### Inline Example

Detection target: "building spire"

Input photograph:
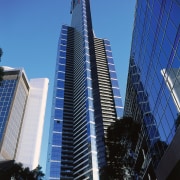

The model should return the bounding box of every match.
[70,0,81,14]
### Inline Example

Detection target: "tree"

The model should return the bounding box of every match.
[0,48,3,61]
[175,113,180,132]
[0,66,4,82]
[104,117,140,179]
[0,48,4,83]
[0,160,45,180]
[31,165,45,179]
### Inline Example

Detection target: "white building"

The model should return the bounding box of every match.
[0,67,49,170]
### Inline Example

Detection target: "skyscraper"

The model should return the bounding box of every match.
[124,0,180,179]
[0,67,49,170]
[46,0,123,179]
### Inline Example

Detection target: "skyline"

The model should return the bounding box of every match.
[0,0,136,172]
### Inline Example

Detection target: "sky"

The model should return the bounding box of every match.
[0,0,136,173]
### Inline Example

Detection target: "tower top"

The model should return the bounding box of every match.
[70,0,81,14]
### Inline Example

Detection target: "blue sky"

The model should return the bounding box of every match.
[0,0,136,173]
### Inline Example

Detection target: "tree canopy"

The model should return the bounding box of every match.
[103,117,140,179]
[0,66,4,82]
[0,161,45,180]
[0,48,3,61]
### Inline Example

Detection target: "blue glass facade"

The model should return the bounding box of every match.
[124,0,180,178]
[0,79,17,141]
[0,69,30,161]
[104,39,123,118]
[46,0,123,179]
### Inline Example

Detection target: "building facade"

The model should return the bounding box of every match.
[0,67,49,170]
[46,0,123,179]
[15,78,49,170]
[124,0,180,179]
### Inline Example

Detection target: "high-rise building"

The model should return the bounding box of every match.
[0,67,49,170]
[124,0,180,179]
[46,0,123,179]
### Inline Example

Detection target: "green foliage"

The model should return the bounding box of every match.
[104,117,140,179]
[0,161,45,180]
[175,113,180,131]
[0,48,3,62]
[0,66,4,82]
[0,48,2,56]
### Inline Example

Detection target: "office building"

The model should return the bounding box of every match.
[124,0,180,179]
[46,0,123,179]
[0,67,49,170]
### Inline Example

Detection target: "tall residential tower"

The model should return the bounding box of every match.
[46,0,123,179]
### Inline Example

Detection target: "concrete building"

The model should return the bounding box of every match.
[0,67,49,170]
